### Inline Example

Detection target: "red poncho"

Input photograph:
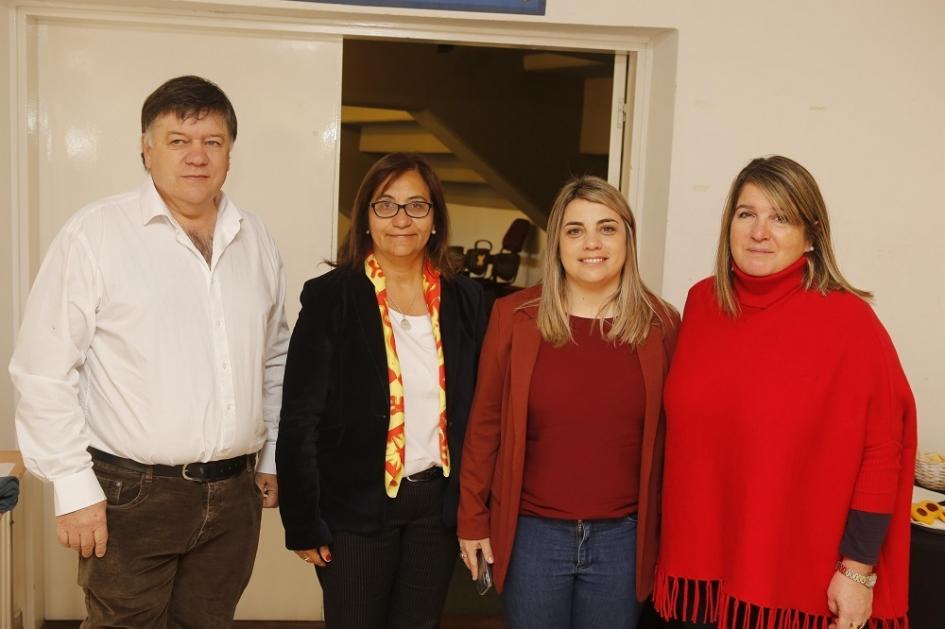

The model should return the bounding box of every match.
[655,257,916,629]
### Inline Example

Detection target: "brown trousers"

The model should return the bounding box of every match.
[78,457,263,628]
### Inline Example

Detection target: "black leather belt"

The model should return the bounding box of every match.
[89,447,251,482]
[404,467,444,483]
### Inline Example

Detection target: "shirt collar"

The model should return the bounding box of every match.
[139,176,243,228]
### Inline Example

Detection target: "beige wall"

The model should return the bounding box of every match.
[541,0,945,452]
[1,2,15,451]
[442,0,945,460]
[6,8,341,622]
[3,0,945,624]
[603,1,945,453]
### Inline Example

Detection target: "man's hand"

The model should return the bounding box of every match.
[56,501,108,558]
[255,472,278,508]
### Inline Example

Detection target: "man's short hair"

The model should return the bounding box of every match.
[141,75,238,141]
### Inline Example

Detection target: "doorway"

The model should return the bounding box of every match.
[338,39,630,289]
[336,39,629,619]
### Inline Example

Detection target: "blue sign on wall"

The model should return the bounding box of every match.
[295,0,546,16]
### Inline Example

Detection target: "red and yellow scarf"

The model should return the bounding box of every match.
[365,253,449,497]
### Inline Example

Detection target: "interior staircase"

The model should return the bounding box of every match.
[339,40,614,229]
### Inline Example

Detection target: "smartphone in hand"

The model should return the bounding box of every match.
[475,549,493,595]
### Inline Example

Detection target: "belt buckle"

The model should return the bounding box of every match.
[405,467,438,482]
[181,463,200,482]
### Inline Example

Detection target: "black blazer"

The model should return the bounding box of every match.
[276,266,488,550]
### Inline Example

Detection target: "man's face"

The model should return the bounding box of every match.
[141,112,231,217]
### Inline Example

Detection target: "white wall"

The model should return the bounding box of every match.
[0,2,15,451]
[4,1,942,458]
[591,0,945,452]
[7,9,341,622]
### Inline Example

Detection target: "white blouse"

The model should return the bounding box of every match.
[388,308,443,476]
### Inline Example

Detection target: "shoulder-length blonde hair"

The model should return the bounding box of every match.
[535,176,672,347]
[714,155,871,316]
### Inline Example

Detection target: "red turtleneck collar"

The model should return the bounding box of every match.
[732,254,808,310]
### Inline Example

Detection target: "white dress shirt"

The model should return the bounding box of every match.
[9,178,289,516]
[388,309,442,476]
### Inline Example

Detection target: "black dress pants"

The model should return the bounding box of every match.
[316,475,457,629]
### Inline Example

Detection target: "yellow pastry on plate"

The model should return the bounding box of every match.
[911,503,937,525]
[919,500,944,522]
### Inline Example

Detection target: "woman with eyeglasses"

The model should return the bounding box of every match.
[277,153,488,628]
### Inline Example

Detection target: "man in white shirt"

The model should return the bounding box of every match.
[9,75,289,627]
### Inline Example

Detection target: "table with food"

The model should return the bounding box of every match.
[910,451,945,628]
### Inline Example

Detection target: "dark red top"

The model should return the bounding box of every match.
[520,316,645,520]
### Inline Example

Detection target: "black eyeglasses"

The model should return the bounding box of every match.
[370,200,434,219]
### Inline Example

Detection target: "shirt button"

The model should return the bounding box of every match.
[222,361,229,370]
[215,320,223,328]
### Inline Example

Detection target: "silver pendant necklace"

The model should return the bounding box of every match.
[387,286,421,331]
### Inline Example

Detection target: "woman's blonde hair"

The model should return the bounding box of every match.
[535,176,672,346]
[714,155,871,316]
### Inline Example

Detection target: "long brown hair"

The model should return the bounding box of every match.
[335,152,454,275]
[714,155,871,316]
[536,176,673,346]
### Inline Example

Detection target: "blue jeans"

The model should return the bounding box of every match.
[502,514,639,629]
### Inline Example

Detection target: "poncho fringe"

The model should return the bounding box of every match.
[654,569,908,629]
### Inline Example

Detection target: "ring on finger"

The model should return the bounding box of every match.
[460,552,468,559]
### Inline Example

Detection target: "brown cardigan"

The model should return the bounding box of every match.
[457,285,679,600]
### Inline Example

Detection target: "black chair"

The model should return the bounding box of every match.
[464,239,493,277]
[485,218,531,284]
[455,218,533,312]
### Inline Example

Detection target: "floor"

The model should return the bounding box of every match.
[39,553,513,628]
[41,606,673,628]
[43,620,505,628]
[40,561,666,629]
